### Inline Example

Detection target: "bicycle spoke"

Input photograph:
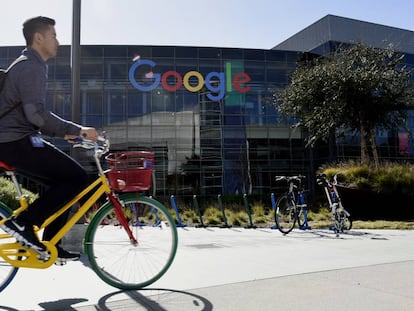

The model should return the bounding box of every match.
[0,206,19,293]
[84,194,178,290]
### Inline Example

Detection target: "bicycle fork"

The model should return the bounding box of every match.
[107,193,138,245]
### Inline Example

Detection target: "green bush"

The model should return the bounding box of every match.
[319,161,414,195]
[228,211,248,226]
[203,207,223,225]
[0,177,38,209]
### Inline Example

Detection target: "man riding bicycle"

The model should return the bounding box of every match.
[0,16,97,261]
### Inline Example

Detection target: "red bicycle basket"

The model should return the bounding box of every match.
[105,151,154,192]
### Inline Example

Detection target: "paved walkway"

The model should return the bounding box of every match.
[1,228,413,310]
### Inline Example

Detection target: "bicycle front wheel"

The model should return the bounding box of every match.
[275,195,297,234]
[84,193,178,290]
[0,203,19,293]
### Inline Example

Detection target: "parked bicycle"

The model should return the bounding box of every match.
[274,175,311,234]
[0,134,178,292]
[316,173,352,236]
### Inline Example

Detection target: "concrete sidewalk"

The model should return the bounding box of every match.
[75,260,414,311]
[1,228,413,310]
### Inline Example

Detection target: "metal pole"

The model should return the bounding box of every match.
[71,0,81,123]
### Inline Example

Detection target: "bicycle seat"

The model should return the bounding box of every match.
[0,161,15,171]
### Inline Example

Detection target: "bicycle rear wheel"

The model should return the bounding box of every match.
[0,203,19,293]
[84,193,178,290]
[275,195,297,234]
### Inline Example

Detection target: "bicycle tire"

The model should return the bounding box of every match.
[297,209,306,228]
[333,208,352,234]
[0,203,19,293]
[343,215,352,231]
[275,195,297,234]
[84,193,178,290]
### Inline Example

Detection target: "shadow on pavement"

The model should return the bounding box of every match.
[0,288,213,311]
[39,298,89,310]
[93,288,213,311]
[277,228,389,240]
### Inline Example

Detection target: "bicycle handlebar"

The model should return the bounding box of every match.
[72,133,110,158]
[316,173,340,187]
[275,175,306,182]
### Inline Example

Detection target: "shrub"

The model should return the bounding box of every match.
[181,209,199,224]
[319,161,414,195]
[203,207,223,225]
[228,211,248,226]
[0,177,38,209]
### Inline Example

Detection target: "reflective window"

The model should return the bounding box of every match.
[152,46,174,58]
[127,92,148,117]
[199,59,221,76]
[107,91,125,116]
[199,47,221,59]
[80,62,103,79]
[221,48,243,59]
[81,46,103,58]
[245,60,265,81]
[53,64,71,80]
[57,46,71,58]
[104,46,127,58]
[128,46,152,59]
[105,60,127,80]
[175,46,198,58]
[84,92,103,114]
[245,49,265,60]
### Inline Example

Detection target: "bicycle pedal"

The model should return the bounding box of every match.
[37,251,51,262]
[54,258,67,266]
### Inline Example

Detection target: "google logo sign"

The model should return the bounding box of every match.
[129,59,251,101]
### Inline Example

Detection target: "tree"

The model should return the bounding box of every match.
[275,43,414,167]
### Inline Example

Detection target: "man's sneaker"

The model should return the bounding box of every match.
[55,246,80,265]
[1,217,47,253]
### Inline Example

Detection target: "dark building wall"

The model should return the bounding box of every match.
[0,45,308,198]
[274,14,414,55]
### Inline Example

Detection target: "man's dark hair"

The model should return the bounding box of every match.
[23,16,56,46]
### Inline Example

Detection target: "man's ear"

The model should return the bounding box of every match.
[33,32,43,45]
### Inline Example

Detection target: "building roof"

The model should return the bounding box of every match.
[273,14,414,55]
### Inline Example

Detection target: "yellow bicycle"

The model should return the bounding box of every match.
[0,135,178,292]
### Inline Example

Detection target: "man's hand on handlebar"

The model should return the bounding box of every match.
[80,127,98,141]
[65,127,98,143]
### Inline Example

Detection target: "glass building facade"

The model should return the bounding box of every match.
[2,15,414,199]
[0,45,312,198]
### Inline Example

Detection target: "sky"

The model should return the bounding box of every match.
[1,0,414,49]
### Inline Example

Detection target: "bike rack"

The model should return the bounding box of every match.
[298,192,311,230]
[270,193,278,229]
[193,195,207,228]
[299,208,311,230]
[217,194,231,228]
[130,197,161,227]
[149,196,162,227]
[243,194,256,229]
[170,195,186,227]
